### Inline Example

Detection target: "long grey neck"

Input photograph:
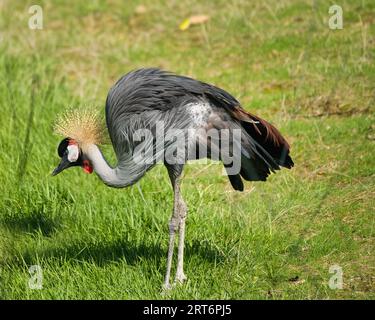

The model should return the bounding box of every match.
[85,144,139,188]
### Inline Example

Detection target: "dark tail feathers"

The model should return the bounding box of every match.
[225,106,294,190]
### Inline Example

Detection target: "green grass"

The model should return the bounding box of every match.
[0,0,374,299]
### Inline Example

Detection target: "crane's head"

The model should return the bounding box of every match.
[52,138,93,176]
[52,108,105,176]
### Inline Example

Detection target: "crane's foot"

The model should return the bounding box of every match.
[162,281,174,292]
[161,273,187,294]
[161,282,175,296]
[174,272,187,284]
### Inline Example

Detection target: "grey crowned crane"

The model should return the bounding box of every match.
[52,68,294,289]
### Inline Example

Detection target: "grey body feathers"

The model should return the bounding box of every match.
[105,68,293,190]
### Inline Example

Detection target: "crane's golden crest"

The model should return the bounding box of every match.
[53,108,106,149]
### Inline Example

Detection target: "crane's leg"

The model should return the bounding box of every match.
[175,185,187,284]
[163,165,187,289]
[163,190,179,290]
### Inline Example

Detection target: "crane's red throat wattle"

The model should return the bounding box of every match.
[83,160,93,174]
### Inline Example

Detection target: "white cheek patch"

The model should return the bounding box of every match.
[67,144,79,162]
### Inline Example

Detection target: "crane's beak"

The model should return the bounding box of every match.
[52,155,70,176]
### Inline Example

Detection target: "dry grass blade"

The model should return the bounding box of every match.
[179,14,210,31]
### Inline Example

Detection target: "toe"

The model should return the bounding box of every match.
[175,273,187,284]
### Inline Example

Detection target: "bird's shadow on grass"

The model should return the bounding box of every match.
[2,209,226,269]
[35,240,165,267]
[18,237,225,269]
[0,211,61,237]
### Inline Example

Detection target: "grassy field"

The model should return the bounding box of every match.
[0,0,374,299]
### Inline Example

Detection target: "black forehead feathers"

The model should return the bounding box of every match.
[57,138,70,157]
